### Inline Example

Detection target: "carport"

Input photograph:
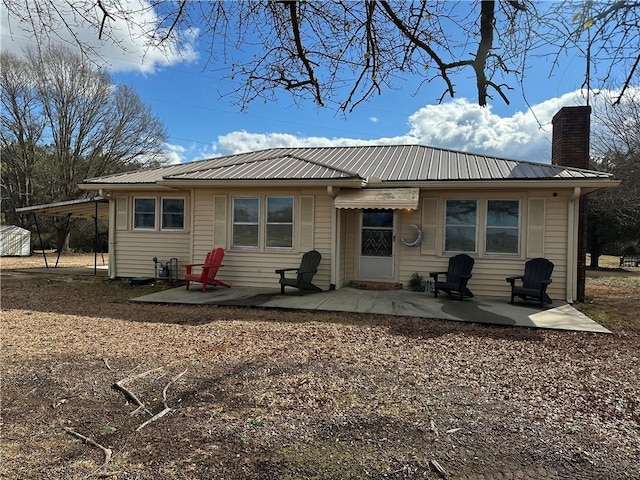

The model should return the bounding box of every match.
[16,196,109,275]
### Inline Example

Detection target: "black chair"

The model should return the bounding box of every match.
[429,254,475,301]
[275,250,323,294]
[506,258,554,308]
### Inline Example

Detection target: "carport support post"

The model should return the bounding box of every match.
[93,200,98,276]
[33,213,49,269]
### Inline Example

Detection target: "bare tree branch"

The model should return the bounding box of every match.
[286,1,323,105]
[96,0,114,40]
[2,1,636,112]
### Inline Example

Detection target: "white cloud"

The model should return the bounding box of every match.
[199,90,599,162]
[0,0,198,73]
[163,143,188,165]
[370,116,379,123]
[208,131,417,158]
[406,92,590,161]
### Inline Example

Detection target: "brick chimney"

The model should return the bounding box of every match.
[552,106,591,302]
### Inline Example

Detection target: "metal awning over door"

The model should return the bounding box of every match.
[334,188,419,210]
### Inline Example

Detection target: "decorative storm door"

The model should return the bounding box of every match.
[358,209,395,279]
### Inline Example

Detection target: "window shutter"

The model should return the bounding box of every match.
[213,195,227,248]
[299,196,315,251]
[116,197,128,231]
[527,198,546,258]
[420,197,438,255]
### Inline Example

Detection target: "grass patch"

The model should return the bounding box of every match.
[579,274,640,331]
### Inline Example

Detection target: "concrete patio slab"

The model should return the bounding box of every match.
[131,286,611,334]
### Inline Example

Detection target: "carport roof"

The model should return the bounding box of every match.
[16,197,109,219]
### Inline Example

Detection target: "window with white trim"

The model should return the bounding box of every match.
[266,197,294,248]
[444,199,477,252]
[485,199,520,254]
[232,197,260,248]
[161,198,185,230]
[133,198,156,229]
[232,196,295,249]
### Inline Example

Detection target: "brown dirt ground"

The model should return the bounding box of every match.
[1,254,639,480]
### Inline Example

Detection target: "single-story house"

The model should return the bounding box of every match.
[78,107,619,303]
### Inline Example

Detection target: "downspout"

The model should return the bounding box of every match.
[327,186,340,290]
[567,187,581,303]
[189,188,195,270]
[108,198,116,279]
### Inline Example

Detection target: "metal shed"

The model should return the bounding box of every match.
[0,225,31,256]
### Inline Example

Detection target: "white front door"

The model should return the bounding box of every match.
[358,209,395,279]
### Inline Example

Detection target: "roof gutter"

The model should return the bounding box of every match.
[79,183,181,192]
[369,179,619,190]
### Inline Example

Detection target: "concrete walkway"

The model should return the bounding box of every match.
[131,285,611,334]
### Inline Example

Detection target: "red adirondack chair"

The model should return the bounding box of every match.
[184,248,230,291]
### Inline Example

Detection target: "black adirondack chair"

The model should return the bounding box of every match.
[275,250,323,294]
[506,257,554,308]
[429,254,475,301]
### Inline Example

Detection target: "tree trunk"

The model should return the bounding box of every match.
[55,221,71,253]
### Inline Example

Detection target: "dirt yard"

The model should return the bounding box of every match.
[1,254,639,479]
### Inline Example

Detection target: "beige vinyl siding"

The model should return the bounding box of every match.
[115,196,128,231]
[113,231,191,278]
[109,185,574,300]
[392,189,570,299]
[336,209,348,288]
[526,198,546,257]
[111,191,191,278]
[299,196,315,251]
[193,188,216,262]
[213,195,227,248]
[343,209,357,284]
[189,187,331,290]
[397,207,425,286]
[420,197,438,255]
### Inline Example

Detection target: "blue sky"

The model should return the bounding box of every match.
[1,1,630,164]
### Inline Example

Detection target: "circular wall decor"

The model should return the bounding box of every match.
[401,223,424,247]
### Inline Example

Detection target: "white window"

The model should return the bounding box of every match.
[232,197,260,248]
[485,200,520,254]
[162,198,185,230]
[133,198,156,229]
[266,197,294,248]
[232,196,295,249]
[444,199,477,252]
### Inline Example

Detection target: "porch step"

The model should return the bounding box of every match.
[349,281,403,291]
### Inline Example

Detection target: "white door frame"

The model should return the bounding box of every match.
[357,209,396,280]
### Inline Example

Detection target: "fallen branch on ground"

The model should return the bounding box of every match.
[430,419,439,437]
[63,427,112,465]
[113,380,152,416]
[52,395,77,409]
[430,458,447,478]
[102,357,112,371]
[112,367,165,416]
[136,369,187,431]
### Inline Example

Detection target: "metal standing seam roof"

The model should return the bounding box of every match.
[15,196,109,219]
[165,155,361,181]
[80,145,613,186]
